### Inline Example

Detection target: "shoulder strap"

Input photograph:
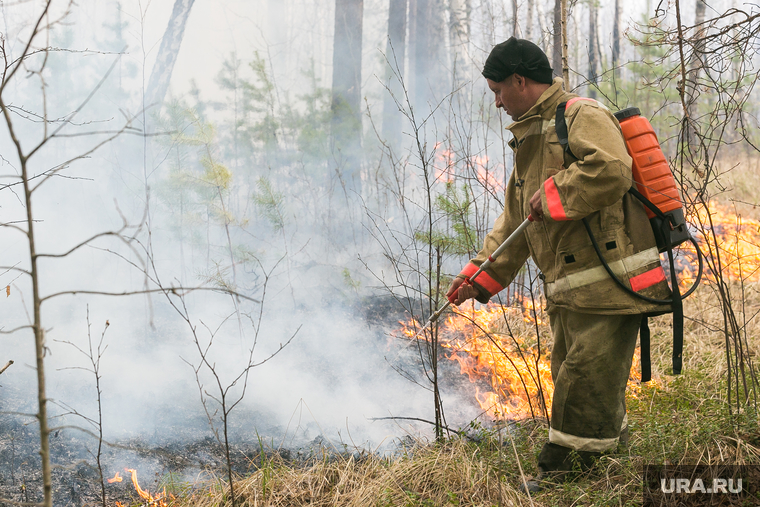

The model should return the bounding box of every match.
[555,98,598,159]
[555,101,571,155]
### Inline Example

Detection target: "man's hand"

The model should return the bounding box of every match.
[446,277,479,306]
[529,189,543,221]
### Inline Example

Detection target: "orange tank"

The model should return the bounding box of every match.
[615,108,682,217]
[614,107,690,252]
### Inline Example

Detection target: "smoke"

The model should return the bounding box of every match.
[0,2,507,477]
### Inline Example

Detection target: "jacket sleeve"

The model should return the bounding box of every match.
[540,102,633,221]
[457,174,531,303]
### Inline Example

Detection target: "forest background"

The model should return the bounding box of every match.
[1,0,760,506]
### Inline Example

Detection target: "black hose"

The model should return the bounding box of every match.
[581,217,704,304]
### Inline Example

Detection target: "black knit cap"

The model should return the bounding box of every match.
[482,37,553,84]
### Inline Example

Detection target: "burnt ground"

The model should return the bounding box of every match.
[0,397,378,507]
[0,295,493,507]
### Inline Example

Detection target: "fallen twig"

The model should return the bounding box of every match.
[0,360,13,375]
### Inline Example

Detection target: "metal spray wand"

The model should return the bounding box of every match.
[411,216,534,340]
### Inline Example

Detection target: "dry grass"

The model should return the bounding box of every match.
[182,438,545,507]
[168,279,760,507]
[162,279,760,507]
[168,199,760,507]
[705,151,760,209]
[161,287,754,507]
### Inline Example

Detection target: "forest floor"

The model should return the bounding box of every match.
[158,175,760,506]
[156,280,760,507]
[4,166,760,506]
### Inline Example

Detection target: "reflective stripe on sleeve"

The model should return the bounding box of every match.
[460,262,504,296]
[544,177,569,221]
[549,427,619,453]
[629,266,666,292]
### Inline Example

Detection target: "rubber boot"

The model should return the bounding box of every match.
[518,442,601,494]
[538,442,601,473]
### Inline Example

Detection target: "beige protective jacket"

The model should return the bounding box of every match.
[461,78,671,314]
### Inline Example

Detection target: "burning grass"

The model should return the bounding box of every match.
[10,203,759,506]
[162,199,760,506]
[156,280,758,507]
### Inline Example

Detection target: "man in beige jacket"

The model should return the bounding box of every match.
[447,38,670,491]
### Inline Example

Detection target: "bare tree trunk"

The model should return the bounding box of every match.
[588,0,598,98]
[612,0,621,81]
[512,0,520,36]
[561,0,569,85]
[27,173,51,507]
[382,0,407,144]
[526,0,534,40]
[331,0,364,193]
[536,0,549,53]
[685,0,706,154]
[407,0,417,103]
[450,0,470,90]
[413,0,446,107]
[552,0,562,78]
[145,0,196,109]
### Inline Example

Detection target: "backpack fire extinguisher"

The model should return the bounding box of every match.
[555,100,704,382]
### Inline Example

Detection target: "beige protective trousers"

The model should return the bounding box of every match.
[538,308,641,471]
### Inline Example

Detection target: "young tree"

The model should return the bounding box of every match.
[0,4,140,506]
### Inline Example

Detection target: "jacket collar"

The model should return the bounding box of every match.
[507,78,569,142]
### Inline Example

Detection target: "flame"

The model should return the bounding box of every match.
[431,144,506,193]
[107,472,122,483]
[399,298,660,421]
[397,201,757,421]
[121,469,168,507]
[399,298,554,420]
[473,155,505,194]
[681,201,760,284]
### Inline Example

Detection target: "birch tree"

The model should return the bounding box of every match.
[145,0,196,109]
[552,0,562,78]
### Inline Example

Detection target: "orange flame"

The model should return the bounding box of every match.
[107,472,122,483]
[122,469,167,507]
[680,201,760,285]
[397,201,756,421]
[399,298,554,420]
[398,297,658,420]
[431,144,506,193]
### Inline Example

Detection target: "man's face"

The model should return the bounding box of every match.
[487,75,527,121]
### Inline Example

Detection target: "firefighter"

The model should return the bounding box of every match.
[446,37,671,491]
